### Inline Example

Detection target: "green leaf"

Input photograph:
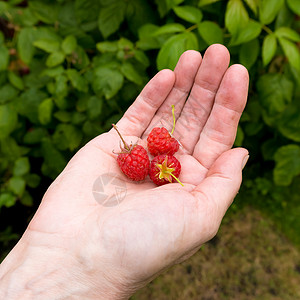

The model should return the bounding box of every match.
[225,0,249,36]
[275,27,300,42]
[278,105,300,142]
[120,62,143,85]
[173,5,203,23]
[41,139,66,178]
[0,193,16,208]
[198,21,224,45]
[18,7,39,27]
[42,66,64,78]
[234,125,244,146]
[0,84,18,104]
[134,50,150,67]
[87,96,103,120]
[8,72,24,90]
[278,37,300,71]
[198,0,222,7]
[239,39,260,69]
[155,0,184,17]
[20,191,33,207]
[75,0,101,26]
[33,39,60,53]
[93,67,124,99]
[17,27,38,64]
[54,111,72,123]
[98,1,127,38]
[66,69,88,92]
[275,3,293,29]
[230,19,262,45]
[0,32,4,44]
[72,46,90,69]
[53,124,83,151]
[259,0,284,25]
[157,32,198,70]
[13,157,30,177]
[0,104,18,140]
[8,177,26,196]
[25,173,41,188]
[72,112,86,125]
[262,34,277,66]
[137,24,161,50]
[274,145,300,186]
[0,44,9,71]
[62,35,77,55]
[46,51,65,68]
[54,75,68,100]
[24,128,48,144]
[151,23,186,36]
[286,0,300,15]
[257,73,293,115]
[29,0,58,24]
[243,0,258,15]
[0,2,9,14]
[96,41,118,53]
[15,88,47,123]
[38,98,53,125]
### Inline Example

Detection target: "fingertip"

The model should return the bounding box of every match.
[180,49,202,61]
[204,44,230,63]
[156,68,175,82]
[228,64,249,82]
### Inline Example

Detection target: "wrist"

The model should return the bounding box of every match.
[0,231,131,299]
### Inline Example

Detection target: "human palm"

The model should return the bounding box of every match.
[22,45,249,298]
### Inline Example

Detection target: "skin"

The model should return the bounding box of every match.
[0,44,249,299]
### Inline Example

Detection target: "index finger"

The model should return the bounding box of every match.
[114,69,175,137]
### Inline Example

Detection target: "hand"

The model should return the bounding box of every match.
[0,44,249,299]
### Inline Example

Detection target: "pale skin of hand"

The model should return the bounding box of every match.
[0,44,249,299]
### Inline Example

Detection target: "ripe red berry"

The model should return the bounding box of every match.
[149,154,182,186]
[117,145,150,181]
[113,124,150,181]
[147,127,179,156]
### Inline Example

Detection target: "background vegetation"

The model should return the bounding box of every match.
[0,0,300,297]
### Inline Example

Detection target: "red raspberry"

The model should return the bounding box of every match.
[117,145,150,181]
[113,124,149,181]
[147,127,179,156]
[149,154,182,186]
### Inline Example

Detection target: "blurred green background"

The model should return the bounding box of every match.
[1,0,300,298]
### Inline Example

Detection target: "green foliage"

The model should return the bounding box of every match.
[0,0,300,250]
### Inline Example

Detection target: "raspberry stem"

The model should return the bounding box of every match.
[112,124,130,151]
[156,156,184,187]
[171,105,176,135]
[169,172,184,186]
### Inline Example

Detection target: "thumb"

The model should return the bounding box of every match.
[192,148,249,220]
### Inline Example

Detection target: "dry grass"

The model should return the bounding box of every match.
[132,207,300,300]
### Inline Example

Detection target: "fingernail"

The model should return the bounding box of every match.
[242,155,249,170]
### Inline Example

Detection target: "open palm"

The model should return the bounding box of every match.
[17,44,249,298]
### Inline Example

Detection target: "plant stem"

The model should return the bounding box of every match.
[262,25,273,35]
[186,24,198,32]
[171,105,176,135]
[170,172,184,186]
[112,124,130,151]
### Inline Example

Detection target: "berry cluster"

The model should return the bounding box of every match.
[113,106,182,186]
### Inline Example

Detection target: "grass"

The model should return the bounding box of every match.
[132,207,300,300]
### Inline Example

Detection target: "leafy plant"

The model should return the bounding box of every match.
[0,0,300,251]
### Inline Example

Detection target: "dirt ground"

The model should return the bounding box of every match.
[132,207,300,300]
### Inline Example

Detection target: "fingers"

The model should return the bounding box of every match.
[115,69,175,137]
[191,148,249,238]
[142,50,202,138]
[174,44,230,153]
[193,64,249,169]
